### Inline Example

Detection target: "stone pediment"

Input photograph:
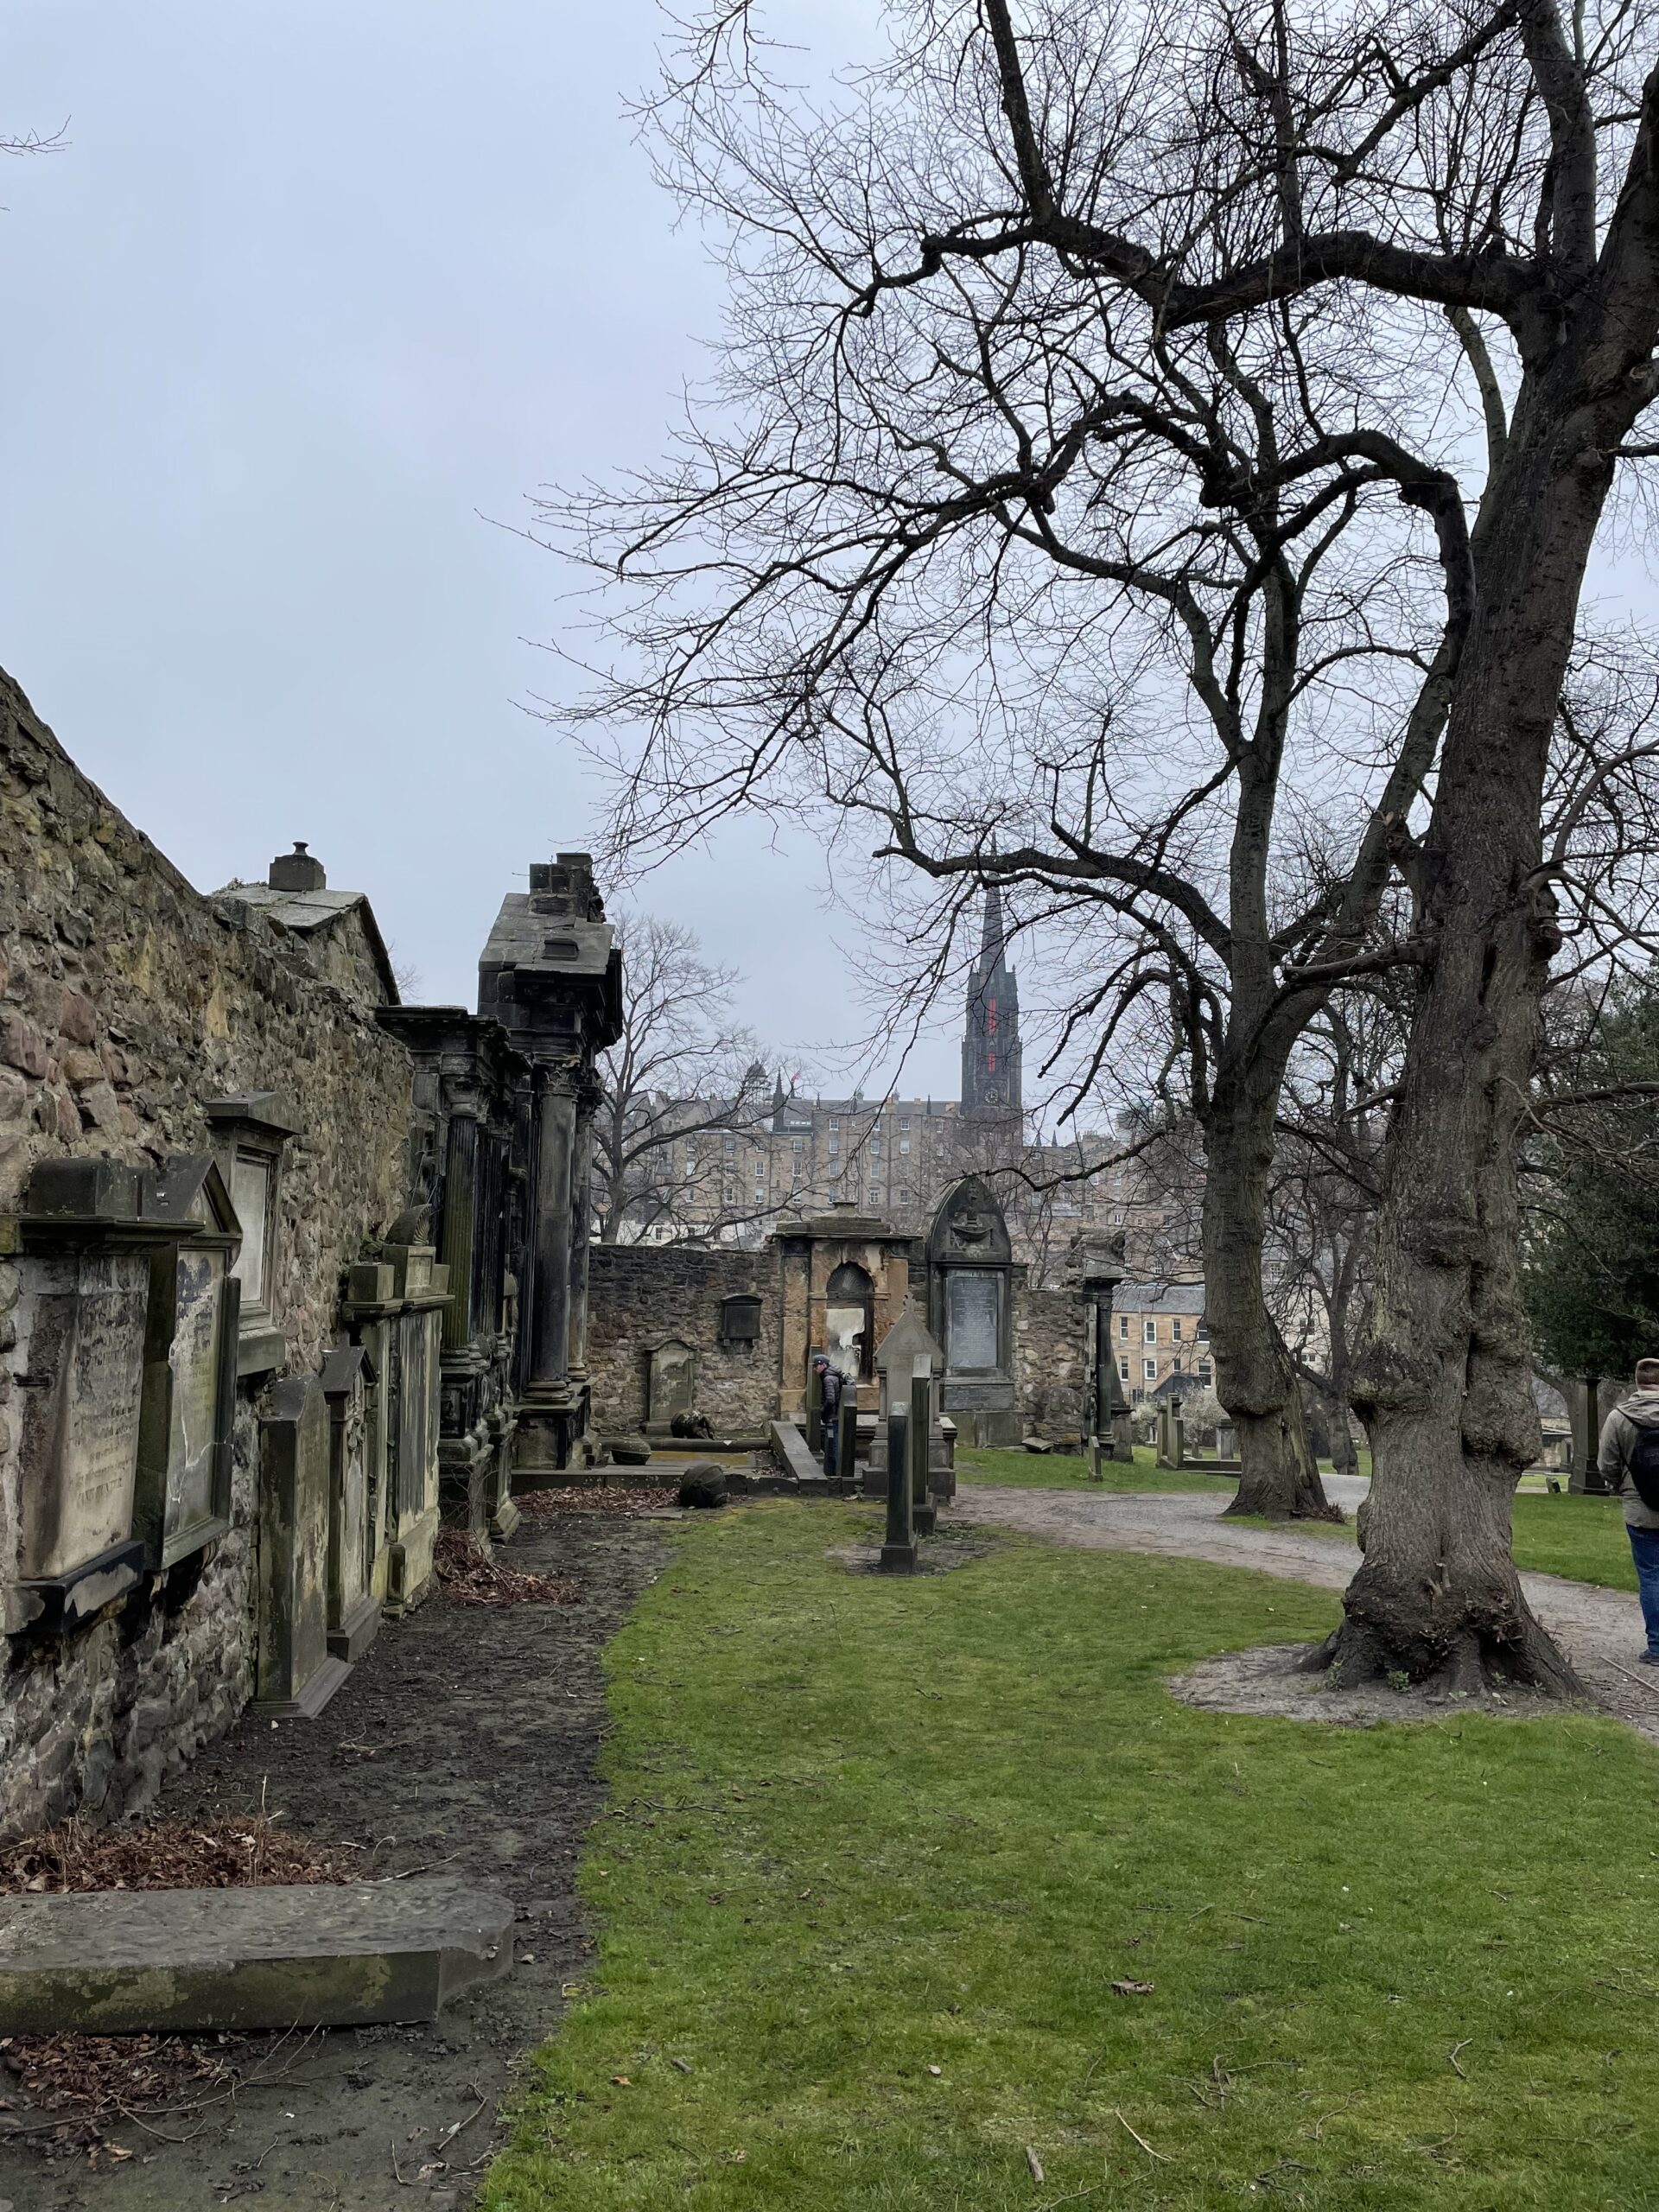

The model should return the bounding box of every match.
[874,1296,942,1376]
[926,1174,1011,1268]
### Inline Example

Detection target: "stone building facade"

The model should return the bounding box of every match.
[0,671,617,1840]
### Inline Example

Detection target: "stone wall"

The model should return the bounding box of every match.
[587,1243,779,1438]
[0,671,415,1840]
[1012,1284,1088,1443]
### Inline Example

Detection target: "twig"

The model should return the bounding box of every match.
[114,2103,213,2145]
[1599,1656,1659,1697]
[436,2087,490,2147]
[390,2134,409,2185]
[1447,2038,1472,2079]
[1036,2191,1097,2211]
[1114,2109,1169,2163]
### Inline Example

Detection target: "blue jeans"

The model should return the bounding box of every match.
[1629,1525,1659,1655]
[823,1410,839,1479]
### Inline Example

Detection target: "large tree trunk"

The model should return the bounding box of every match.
[1328,391,1615,1691]
[1203,1084,1340,1521]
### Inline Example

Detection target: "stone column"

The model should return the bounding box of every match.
[566,1079,599,1384]
[528,1065,577,1402]
[878,1405,917,1574]
[439,1106,479,1355]
[514,1063,580,1479]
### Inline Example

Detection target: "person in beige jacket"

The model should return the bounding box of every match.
[1597,1357,1659,1663]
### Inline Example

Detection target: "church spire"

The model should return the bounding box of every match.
[961,880,1022,1120]
[979,876,1007,969]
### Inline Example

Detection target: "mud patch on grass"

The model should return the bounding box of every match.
[1169,1642,1590,1726]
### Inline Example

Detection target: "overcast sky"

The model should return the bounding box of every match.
[0,2,963,1094]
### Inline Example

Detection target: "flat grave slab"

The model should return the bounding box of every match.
[0,1875,514,2034]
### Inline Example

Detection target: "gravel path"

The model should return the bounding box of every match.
[953,1484,1659,1745]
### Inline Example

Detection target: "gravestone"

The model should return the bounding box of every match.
[133,1158,243,1570]
[647,1339,696,1429]
[878,1405,917,1574]
[925,1176,1017,1446]
[7,1160,207,1634]
[321,1345,380,1665]
[911,1364,936,1536]
[257,1375,347,1718]
[868,1296,950,1504]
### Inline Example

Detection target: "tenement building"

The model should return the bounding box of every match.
[645,882,1161,1275]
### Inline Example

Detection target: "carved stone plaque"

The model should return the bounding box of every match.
[647,1339,695,1426]
[16,1254,149,1580]
[162,1247,227,1553]
[944,1271,1000,1372]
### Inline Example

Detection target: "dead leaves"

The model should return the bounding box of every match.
[1110,1978,1154,1997]
[433,1529,580,1606]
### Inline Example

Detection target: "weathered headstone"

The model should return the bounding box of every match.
[322,1345,380,1665]
[7,1160,200,1634]
[647,1338,696,1428]
[910,1364,936,1537]
[133,1158,243,1570]
[257,1375,347,1718]
[878,1405,917,1574]
[926,1176,1017,1446]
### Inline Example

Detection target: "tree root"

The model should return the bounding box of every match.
[1302,1606,1583,1697]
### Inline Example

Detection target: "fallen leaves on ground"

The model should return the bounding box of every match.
[0,1815,357,1896]
[1110,1977,1155,1996]
[434,1528,580,1605]
[514,1484,680,1517]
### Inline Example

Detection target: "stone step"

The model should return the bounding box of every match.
[0,1876,514,2034]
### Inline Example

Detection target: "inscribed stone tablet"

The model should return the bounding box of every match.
[648,1340,695,1424]
[228,1154,270,1310]
[16,1255,149,1580]
[944,1272,1000,1372]
[165,1247,226,1549]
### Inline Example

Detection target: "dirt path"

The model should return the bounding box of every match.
[0,1504,672,2212]
[952,1484,1659,1745]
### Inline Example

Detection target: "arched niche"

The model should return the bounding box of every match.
[825,1260,874,1382]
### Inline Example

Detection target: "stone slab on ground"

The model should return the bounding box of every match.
[0,1875,513,2034]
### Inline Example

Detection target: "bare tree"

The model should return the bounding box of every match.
[546,0,1659,1678]
[593,908,781,1244]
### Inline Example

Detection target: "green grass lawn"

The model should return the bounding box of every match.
[956,1444,1236,1494]
[482,1503,1659,2211]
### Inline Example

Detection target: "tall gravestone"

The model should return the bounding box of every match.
[132,1157,243,1570]
[256,1375,343,1717]
[321,1344,380,1665]
[340,1244,449,1616]
[925,1177,1018,1448]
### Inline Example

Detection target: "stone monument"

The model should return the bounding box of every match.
[925,1176,1018,1446]
[477,854,623,1479]
[5,1161,183,1635]
[131,1156,244,1571]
